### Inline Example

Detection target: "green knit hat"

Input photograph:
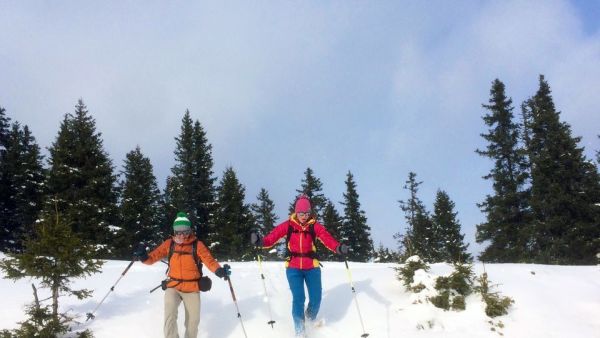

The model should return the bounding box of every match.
[173,212,192,231]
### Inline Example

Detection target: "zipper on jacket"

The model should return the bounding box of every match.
[299,228,303,269]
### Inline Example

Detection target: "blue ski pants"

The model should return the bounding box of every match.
[286,267,322,334]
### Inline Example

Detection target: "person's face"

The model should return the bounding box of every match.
[297,211,310,223]
[173,229,191,243]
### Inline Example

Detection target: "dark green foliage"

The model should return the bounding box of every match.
[432,190,472,263]
[339,171,374,262]
[0,207,102,337]
[429,290,451,310]
[475,272,514,317]
[374,243,398,263]
[430,263,473,311]
[0,121,45,253]
[251,188,277,237]
[289,168,328,219]
[0,106,10,150]
[395,256,429,290]
[319,200,343,261]
[476,79,530,263]
[596,135,599,164]
[250,188,280,260]
[451,295,466,311]
[526,76,600,264]
[115,146,164,259]
[164,111,216,242]
[45,99,118,256]
[397,172,438,262]
[211,167,255,260]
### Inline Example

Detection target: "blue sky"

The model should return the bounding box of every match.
[1,0,599,256]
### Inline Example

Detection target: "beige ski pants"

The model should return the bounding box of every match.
[164,288,201,338]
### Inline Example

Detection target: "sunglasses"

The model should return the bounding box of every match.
[297,212,311,217]
[174,230,192,236]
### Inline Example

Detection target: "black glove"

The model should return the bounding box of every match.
[250,232,262,246]
[215,264,232,280]
[336,244,349,255]
[132,244,148,261]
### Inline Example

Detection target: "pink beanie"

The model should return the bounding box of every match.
[294,195,311,213]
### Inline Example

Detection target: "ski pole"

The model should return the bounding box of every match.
[344,259,369,337]
[86,259,135,321]
[223,264,248,338]
[257,254,276,328]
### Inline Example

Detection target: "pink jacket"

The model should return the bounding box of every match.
[262,214,340,270]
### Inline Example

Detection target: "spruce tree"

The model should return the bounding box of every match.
[116,146,164,259]
[46,99,118,256]
[527,75,600,264]
[397,172,437,262]
[0,106,9,151]
[432,189,471,263]
[596,135,599,165]
[339,171,373,262]
[0,107,12,251]
[320,200,343,261]
[0,206,101,336]
[374,243,398,263]
[212,167,254,260]
[475,79,530,262]
[164,111,216,242]
[0,123,46,253]
[250,188,279,259]
[289,167,328,219]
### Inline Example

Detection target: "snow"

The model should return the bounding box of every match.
[1,258,599,338]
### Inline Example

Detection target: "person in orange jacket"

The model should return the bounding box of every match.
[133,212,230,338]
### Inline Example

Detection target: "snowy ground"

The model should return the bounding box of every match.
[1,258,599,338]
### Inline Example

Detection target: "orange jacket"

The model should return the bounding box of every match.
[143,235,221,292]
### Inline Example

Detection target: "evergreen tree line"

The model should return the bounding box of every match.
[395,75,599,265]
[475,76,600,264]
[0,102,375,262]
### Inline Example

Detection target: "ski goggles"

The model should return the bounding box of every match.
[174,230,192,236]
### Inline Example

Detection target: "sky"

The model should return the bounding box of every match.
[1,257,599,337]
[1,0,599,256]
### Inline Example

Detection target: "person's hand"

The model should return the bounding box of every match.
[250,232,262,246]
[216,264,232,280]
[132,244,148,261]
[336,244,349,255]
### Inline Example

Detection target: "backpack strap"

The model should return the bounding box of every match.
[166,239,203,276]
[285,222,318,259]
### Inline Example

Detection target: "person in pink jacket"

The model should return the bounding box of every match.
[251,194,348,337]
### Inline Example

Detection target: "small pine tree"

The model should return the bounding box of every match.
[339,171,374,262]
[474,272,514,317]
[211,167,254,260]
[289,168,328,219]
[397,172,437,262]
[115,146,164,259]
[320,200,343,261]
[250,188,280,260]
[432,190,472,263]
[0,205,102,336]
[46,99,118,257]
[164,111,216,242]
[395,255,430,291]
[0,122,45,252]
[373,243,397,263]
